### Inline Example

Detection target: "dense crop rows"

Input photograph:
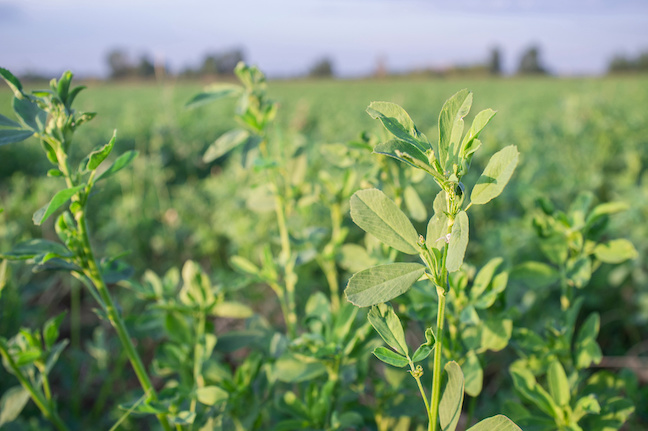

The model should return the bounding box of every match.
[0,68,646,430]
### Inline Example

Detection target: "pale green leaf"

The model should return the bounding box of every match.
[440,361,464,431]
[510,364,561,419]
[470,145,519,205]
[274,352,327,383]
[462,350,483,397]
[0,386,30,426]
[196,386,228,406]
[438,89,471,170]
[345,263,426,307]
[470,257,503,300]
[373,139,428,167]
[446,211,469,272]
[426,191,449,251]
[594,239,638,264]
[87,130,116,170]
[203,128,250,162]
[210,301,254,318]
[509,261,560,289]
[185,83,242,109]
[350,188,420,255]
[574,313,602,369]
[96,150,138,182]
[367,303,408,355]
[12,97,46,131]
[547,360,570,407]
[367,101,427,151]
[460,109,497,158]
[481,317,512,352]
[466,415,522,431]
[404,185,427,222]
[33,185,85,226]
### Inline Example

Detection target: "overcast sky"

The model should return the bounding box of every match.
[1,0,647,77]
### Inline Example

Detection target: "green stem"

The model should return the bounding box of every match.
[409,360,432,426]
[274,193,297,338]
[76,210,172,431]
[190,312,206,413]
[429,285,447,431]
[0,343,69,431]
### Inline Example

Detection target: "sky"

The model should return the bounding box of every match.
[1,0,647,78]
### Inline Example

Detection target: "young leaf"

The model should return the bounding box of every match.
[0,129,34,146]
[367,101,427,151]
[43,312,66,350]
[547,360,570,407]
[438,89,471,170]
[210,301,254,318]
[0,386,30,426]
[195,386,228,406]
[86,131,116,171]
[439,361,465,431]
[470,145,519,205]
[446,211,469,272]
[460,109,497,158]
[426,191,449,251]
[412,328,435,362]
[96,150,138,182]
[510,364,562,419]
[373,139,428,167]
[593,239,637,264]
[0,68,23,97]
[345,263,426,307]
[33,185,85,226]
[185,83,242,109]
[203,128,250,163]
[373,346,409,367]
[466,415,522,431]
[350,188,420,255]
[367,303,408,356]
[574,313,602,369]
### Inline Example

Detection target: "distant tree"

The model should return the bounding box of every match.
[199,49,245,76]
[135,55,155,78]
[309,57,334,78]
[608,50,648,74]
[106,49,132,79]
[517,45,548,75]
[488,47,502,75]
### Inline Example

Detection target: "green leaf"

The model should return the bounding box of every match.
[0,129,34,146]
[460,109,497,158]
[185,83,242,109]
[345,263,426,307]
[594,239,638,264]
[572,394,600,422]
[373,346,409,367]
[33,185,85,226]
[462,351,483,397]
[43,312,66,350]
[165,312,192,343]
[585,201,628,228]
[446,211,469,272]
[470,257,503,300]
[438,89,471,170]
[574,313,602,369]
[196,386,228,406]
[440,361,464,431]
[96,150,138,182]
[373,139,429,168]
[566,256,592,288]
[274,352,327,383]
[426,191,449,251]
[367,101,427,151]
[547,360,570,407]
[367,303,408,356]
[481,317,512,352]
[210,301,254,318]
[470,145,519,205]
[0,68,23,97]
[57,71,72,103]
[0,239,71,261]
[350,188,420,255]
[466,415,522,431]
[203,128,250,163]
[0,113,22,128]
[509,261,560,289]
[0,386,30,426]
[404,185,427,222]
[412,328,435,363]
[510,364,561,419]
[12,97,47,131]
[86,131,116,170]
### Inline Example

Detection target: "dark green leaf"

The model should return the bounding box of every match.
[0,68,23,97]
[470,257,503,300]
[566,256,592,288]
[0,239,71,261]
[0,129,34,146]
[96,150,138,182]
[412,329,435,363]
[350,188,420,255]
[33,185,85,226]
[510,364,561,419]
[373,139,428,168]
[0,113,21,128]
[86,130,116,170]
[446,211,469,272]
[470,145,519,205]
[509,261,560,289]
[12,97,47,131]
[373,346,409,367]
[574,313,602,369]
[43,312,66,350]
[345,263,426,307]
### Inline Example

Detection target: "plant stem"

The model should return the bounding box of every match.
[273,193,298,338]
[0,342,69,431]
[76,210,172,431]
[190,312,206,413]
[429,284,447,431]
[409,360,432,426]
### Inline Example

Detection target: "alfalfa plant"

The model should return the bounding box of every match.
[0,68,172,430]
[344,90,521,430]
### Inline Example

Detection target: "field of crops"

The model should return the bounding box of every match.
[0,69,646,430]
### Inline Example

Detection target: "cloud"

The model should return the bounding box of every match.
[0,3,24,23]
